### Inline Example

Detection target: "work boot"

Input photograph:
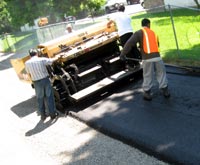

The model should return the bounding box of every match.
[40,114,47,121]
[161,87,170,98]
[143,90,152,101]
[50,112,59,120]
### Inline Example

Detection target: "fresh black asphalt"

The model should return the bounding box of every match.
[68,65,200,164]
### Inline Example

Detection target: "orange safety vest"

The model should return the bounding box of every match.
[142,27,159,54]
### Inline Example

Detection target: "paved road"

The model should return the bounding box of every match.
[68,64,200,164]
[76,4,144,25]
[0,52,169,164]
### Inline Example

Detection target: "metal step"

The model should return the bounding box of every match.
[78,65,102,77]
[70,69,140,101]
[108,56,120,64]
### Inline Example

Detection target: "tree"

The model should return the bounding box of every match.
[52,0,105,20]
[0,0,11,33]
[5,0,54,28]
[194,0,200,8]
[83,0,105,17]
[4,0,105,30]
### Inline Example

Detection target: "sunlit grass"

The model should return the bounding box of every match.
[130,8,200,67]
[1,32,37,52]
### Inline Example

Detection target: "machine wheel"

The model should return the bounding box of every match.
[141,1,145,8]
[53,88,65,112]
[127,0,132,5]
[105,7,110,14]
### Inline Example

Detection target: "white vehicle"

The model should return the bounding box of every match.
[127,0,140,5]
[104,0,127,14]
[140,0,145,8]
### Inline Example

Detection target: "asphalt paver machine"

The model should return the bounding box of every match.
[11,21,142,111]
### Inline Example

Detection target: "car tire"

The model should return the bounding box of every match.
[127,0,132,5]
[141,2,144,7]
[105,7,110,14]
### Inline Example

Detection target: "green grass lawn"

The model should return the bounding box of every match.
[1,32,38,53]
[130,7,200,67]
[1,33,26,52]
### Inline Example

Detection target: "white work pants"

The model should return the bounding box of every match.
[142,60,168,92]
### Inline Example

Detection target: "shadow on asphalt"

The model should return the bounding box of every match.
[69,72,143,113]
[68,69,200,164]
[11,96,37,118]
[25,117,59,137]
[0,52,27,71]
[9,64,200,164]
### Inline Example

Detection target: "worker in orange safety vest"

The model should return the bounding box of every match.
[120,18,170,101]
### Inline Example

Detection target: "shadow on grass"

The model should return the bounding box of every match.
[0,32,39,71]
[162,44,200,67]
[3,32,39,53]
[131,8,200,20]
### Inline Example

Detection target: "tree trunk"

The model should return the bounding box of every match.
[194,0,200,8]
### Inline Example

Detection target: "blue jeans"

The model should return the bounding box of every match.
[33,77,56,116]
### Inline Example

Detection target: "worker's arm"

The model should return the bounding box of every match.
[46,55,60,65]
[24,65,33,82]
[120,30,141,60]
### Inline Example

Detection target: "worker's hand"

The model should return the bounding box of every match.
[119,54,126,62]
[31,83,34,89]
[53,56,59,61]
[59,54,64,58]
[55,54,64,62]
[107,20,113,28]
[52,55,61,63]
[107,24,111,28]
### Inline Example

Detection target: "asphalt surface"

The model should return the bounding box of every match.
[0,53,169,164]
[68,65,200,164]
[1,5,199,165]
[1,52,199,164]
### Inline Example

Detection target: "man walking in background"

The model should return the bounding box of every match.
[25,49,59,120]
[120,18,170,101]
